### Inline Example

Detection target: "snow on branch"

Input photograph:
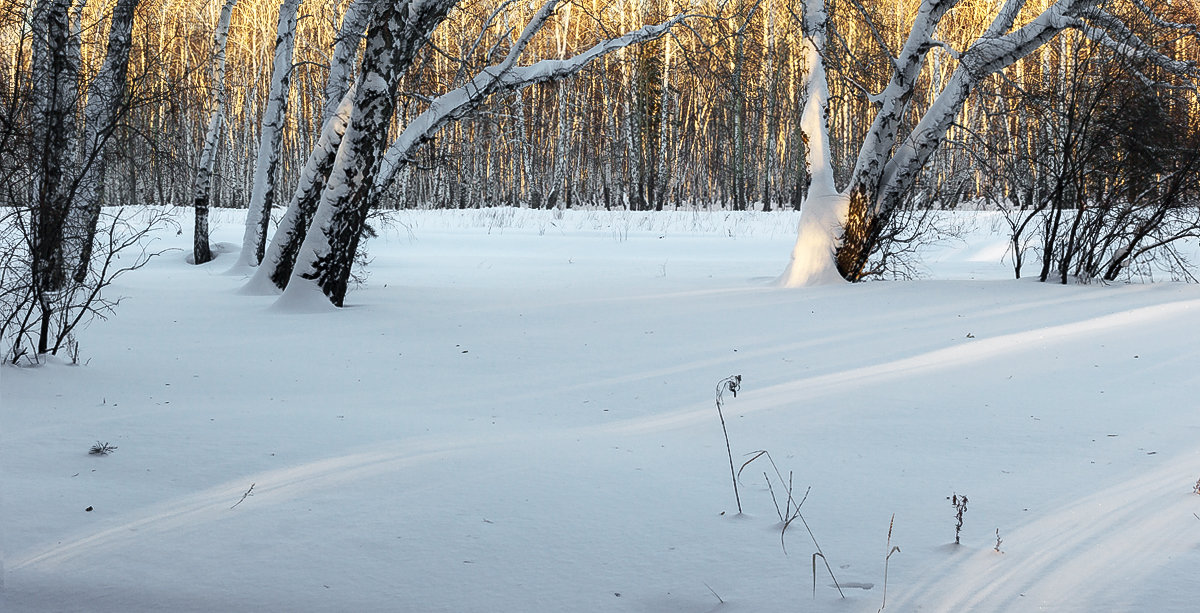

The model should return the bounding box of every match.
[847,0,960,193]
[983,0,1034,39]
[1130,0,1200,36]
[1078,7,1199,77]
[373,9,689,193]
[495,16,688,88]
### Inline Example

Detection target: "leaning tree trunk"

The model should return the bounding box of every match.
[278,1,686,307]
[234,0,301,269]
[247,0,374,289]
[242,88,356,294]
[68,0,141,282]
[322,0,375,124]
[191,0,237,266]
[279,0,458,307]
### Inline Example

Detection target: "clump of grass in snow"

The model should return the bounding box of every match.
[994,528,1004,553]
[739,449,843,599]
[738,449,807,524]
[1193,476,1200,495]
[949,493,968,545]
[89,442,117,455]
[716,382,846,601]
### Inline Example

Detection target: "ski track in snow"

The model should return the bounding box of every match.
[11,294,1199,609]
[596,297,1200,436]
[7,437,492,572]
[885,448,1200,612]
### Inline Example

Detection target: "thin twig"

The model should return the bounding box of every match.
[231,483,255,509]
[703,581,724,604]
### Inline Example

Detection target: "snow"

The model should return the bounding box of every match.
[4,207,1200,612]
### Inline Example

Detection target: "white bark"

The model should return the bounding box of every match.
[780,0,846,286]
[323,0,375,122]
[65,0,140,282]
[243,87,356,294]
[279,0,459,307]
[373,10,689,195]
[655,19,673,210]
[191,0,238,265]
[29,0,79,292]
[234,0,301,270]
[876,0,1094,216]
[847,0,960,197]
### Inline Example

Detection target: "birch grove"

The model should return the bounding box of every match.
[3,0,1199,336]
[275,0,690,306]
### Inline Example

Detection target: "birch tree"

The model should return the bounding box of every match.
[66,0,141,282]
[243,0,375,292]
[234,0,302,269]
[191,0,238,266]
[29,0,78,296]
[271,0,688,306]
[781,0,1199,285]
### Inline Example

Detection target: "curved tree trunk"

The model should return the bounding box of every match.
[779,0,846,286]
[279,0,458,307]
[234,0,301,269]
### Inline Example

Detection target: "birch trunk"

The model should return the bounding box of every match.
[191,0,237,266]
[279,0,458,307]
[322,0,375,123]
[779,0,846,286]
[67,0,141,282]
[29,0,78,297]
[234,0,301,269]
[654,22,673,211]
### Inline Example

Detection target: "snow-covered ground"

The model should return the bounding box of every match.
[4,208,1200,612]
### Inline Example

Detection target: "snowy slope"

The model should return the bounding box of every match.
[3,208,1199,612]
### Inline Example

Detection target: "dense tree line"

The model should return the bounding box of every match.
[10,0,1192,218]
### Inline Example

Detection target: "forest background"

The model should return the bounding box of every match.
[5,0,1196,216]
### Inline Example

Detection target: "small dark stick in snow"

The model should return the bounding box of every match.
[231,483,256,509]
